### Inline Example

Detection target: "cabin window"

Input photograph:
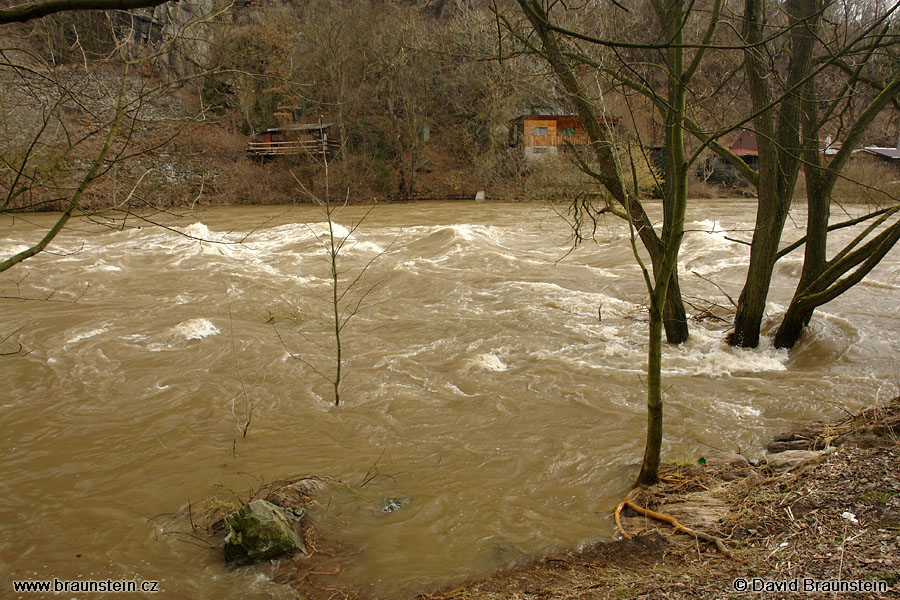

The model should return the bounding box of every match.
[561,127,576,135]
[533,126,548,136]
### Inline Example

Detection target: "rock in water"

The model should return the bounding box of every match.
[378,497,410,514]
[224,499,305,565]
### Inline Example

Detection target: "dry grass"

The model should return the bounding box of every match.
[833,161,900,204]
[795,161,900,206]
[688,176,725,199]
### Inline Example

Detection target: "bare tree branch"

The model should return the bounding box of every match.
[0,0,175,25]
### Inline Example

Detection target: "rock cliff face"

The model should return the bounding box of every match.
[116,0,229,77]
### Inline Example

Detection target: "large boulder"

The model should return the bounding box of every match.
[224,499,305,565]
[764,448,834,471]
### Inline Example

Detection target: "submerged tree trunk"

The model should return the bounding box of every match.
[730,0,817,348]
[774,71,900,348]
[730,199,790,348]
[773,75,829,348]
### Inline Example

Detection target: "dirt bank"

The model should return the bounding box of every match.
[415,398,900,600]
[199,398,900,600]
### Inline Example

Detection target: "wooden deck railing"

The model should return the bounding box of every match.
[247,139,341,158]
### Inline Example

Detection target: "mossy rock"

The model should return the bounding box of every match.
[224,499,305,565]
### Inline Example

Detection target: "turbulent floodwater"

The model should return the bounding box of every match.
[1,201,898,599]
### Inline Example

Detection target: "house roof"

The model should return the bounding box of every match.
[512,114,620,124]
[860,146,900,159]
[284,123,333,131]
[730,129,758,156]
[252,123,333,136]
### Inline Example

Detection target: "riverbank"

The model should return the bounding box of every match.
[413,398,900,600]
[244,397,900,600]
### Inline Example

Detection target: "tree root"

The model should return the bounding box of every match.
[615,489,735,559]
[613,488,639,540]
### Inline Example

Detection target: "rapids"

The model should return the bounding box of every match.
[1,201,898,599]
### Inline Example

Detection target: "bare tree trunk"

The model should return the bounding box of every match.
[637,0,688,485]
[731,0,817,347]
[516,0,689,345]
[773,75,828,347]
[775,71,900,348]
[638,303,665,485]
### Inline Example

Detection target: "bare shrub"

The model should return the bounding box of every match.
[214,159,297,205]
[832,160,900,205]
[688,176,723,199]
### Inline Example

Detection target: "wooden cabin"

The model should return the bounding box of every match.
[247,122,341,159]
[509,114,619,161]
[699,129,759,186]
[729,129,759,171]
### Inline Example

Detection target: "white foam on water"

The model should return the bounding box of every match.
[66,326,109,345]
[394,260,423,274]
[582,265,621,279]
[174,222,248,258]
[0,243,30,258]
[683,255,750,277]
[729,403,762,418]
[174,318,219,340]
[198,241,237,257]
[686,220,734,246]
[84,260,122,272]
[678,219,752,276]
[444,382,475,396]
[304,221,351,241]
[858,277,900,291]
[451,224,502,243]
[518,281,635,319]
[344,239,386,255]
[467,353,508,372]
[182,222,213,239]
[663,326,789,376]
[526,316,789,377]
[775,255,803,277]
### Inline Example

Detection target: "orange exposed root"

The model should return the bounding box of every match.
[623,500,735,559]
[613,488,639,540]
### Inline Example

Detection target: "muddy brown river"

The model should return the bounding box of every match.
[2,201,898,599]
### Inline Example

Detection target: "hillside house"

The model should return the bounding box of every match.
[247,122,341,159]
[729,129,760,171]
[509,115,619,161]
[700,129,760,186]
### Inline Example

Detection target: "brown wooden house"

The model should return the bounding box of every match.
[729,129,759,171]
[509,114,619,161]
[247,122,341,159]
[699,128,760,186]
